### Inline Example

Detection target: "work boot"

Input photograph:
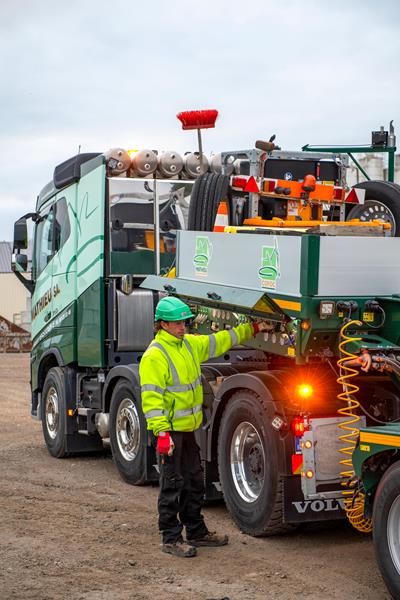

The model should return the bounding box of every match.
[187,531,229,547]
[162,540,197,557]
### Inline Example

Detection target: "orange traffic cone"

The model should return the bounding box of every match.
[213,201,229,232]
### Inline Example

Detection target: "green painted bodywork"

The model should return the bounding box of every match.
[31,163,184,379]
[110,249,174,276]
[300,235,320,296]
[353,424,400,499]
[77,279,105,367]
[31,302,76,390]
[31,162,107,378]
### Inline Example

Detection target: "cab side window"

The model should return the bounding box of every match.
[34,197,71,279]
[54,197,70,252]
[34,210,54,278]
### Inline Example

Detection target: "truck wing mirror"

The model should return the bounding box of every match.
[12,212,39,251]
[13,218,28,250]
[11,253,28,273]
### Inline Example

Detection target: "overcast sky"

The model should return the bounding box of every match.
[1,0,399,241]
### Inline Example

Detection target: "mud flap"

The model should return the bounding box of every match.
[63,366,103,454]
[283,476,345,523]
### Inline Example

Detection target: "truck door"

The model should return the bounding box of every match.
[31,203,55,343]
[51,189,76,362]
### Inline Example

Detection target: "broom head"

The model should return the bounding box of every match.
[177,109,218,130]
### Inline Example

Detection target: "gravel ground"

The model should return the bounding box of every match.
[0,354,391,600]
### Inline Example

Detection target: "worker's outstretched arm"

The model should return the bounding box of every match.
[139,350,171,435]
[185,322,258,364]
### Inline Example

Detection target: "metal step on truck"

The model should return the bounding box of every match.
[11,114,400,597]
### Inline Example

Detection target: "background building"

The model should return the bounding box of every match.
[0,241,32,333]
[346,153,400,187]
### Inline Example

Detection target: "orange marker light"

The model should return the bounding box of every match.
[302,174,316,192]
[67,409,74,417]
[296,384,314,399]
[306,470,314,478]
[301,320,311,331]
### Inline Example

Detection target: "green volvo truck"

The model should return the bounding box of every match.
[11,139,400,598]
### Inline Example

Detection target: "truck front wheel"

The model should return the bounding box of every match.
[109,380,148,485]
[41,367,68,458]
[218,390,295,536]
[373,461,400,599]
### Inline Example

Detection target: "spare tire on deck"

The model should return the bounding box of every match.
[188,173,231,231]
[346,181,400,236]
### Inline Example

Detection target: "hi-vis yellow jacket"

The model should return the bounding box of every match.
[139,324,254,435]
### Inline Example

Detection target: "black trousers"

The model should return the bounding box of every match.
[158,431,209,544]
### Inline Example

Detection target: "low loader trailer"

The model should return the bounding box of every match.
[11,117,400,597]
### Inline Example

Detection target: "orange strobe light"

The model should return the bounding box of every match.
[296,383,314,399]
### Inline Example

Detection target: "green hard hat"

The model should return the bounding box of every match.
[155,296,194,322]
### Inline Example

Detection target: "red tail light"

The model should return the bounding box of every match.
[291,417,306,437]
[333,186,344,200]
[231,177,247,189]
[264,179,276,192]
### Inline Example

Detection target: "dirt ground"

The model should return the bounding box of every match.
[0,354,391,600]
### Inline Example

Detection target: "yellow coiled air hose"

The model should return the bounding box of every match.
[337,320,372,533]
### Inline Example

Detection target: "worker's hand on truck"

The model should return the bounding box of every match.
[252,321,274,335]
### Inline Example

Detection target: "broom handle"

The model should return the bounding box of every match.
[197,128,204,174]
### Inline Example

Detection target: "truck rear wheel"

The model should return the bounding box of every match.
[372,461,400,599]
[109,380,148,485]
[218,390,295,536]
[188,173,230,231]
[346,181,400,236]
[41,367,68,458]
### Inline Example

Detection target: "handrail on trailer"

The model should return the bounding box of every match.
[302,121,397,182]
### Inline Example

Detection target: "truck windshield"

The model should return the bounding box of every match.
[108,178,193,275]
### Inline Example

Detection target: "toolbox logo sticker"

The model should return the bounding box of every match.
[193,235,212,277]
[259,240,280,289]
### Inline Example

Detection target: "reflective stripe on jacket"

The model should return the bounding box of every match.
[139,323,254,435]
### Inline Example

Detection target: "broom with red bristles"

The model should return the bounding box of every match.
[176,109,219,175]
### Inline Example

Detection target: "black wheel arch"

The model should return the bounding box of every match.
[356,449,400,515]
[35,348,64,391]
[207,371,291,471]
[102,364,141,413]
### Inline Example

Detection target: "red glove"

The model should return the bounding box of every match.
[157,431,173,455]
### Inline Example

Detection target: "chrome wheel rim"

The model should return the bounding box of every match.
[387,495,400,574]
[355,199,396,234]
[230,421,265,503]
[45,386,59,440]
[116,398,140,461]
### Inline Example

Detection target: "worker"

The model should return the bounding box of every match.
[139,296,269,557]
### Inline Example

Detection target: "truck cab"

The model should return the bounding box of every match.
[12,151,195,463]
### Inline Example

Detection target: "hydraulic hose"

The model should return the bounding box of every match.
[337,320,372,533]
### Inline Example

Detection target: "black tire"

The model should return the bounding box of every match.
[188,173,231,231]
[373,461,400,599]
[218,390,295,536]
[109,380,149,485]
[346,181,400,236]
[41,367,69,458]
